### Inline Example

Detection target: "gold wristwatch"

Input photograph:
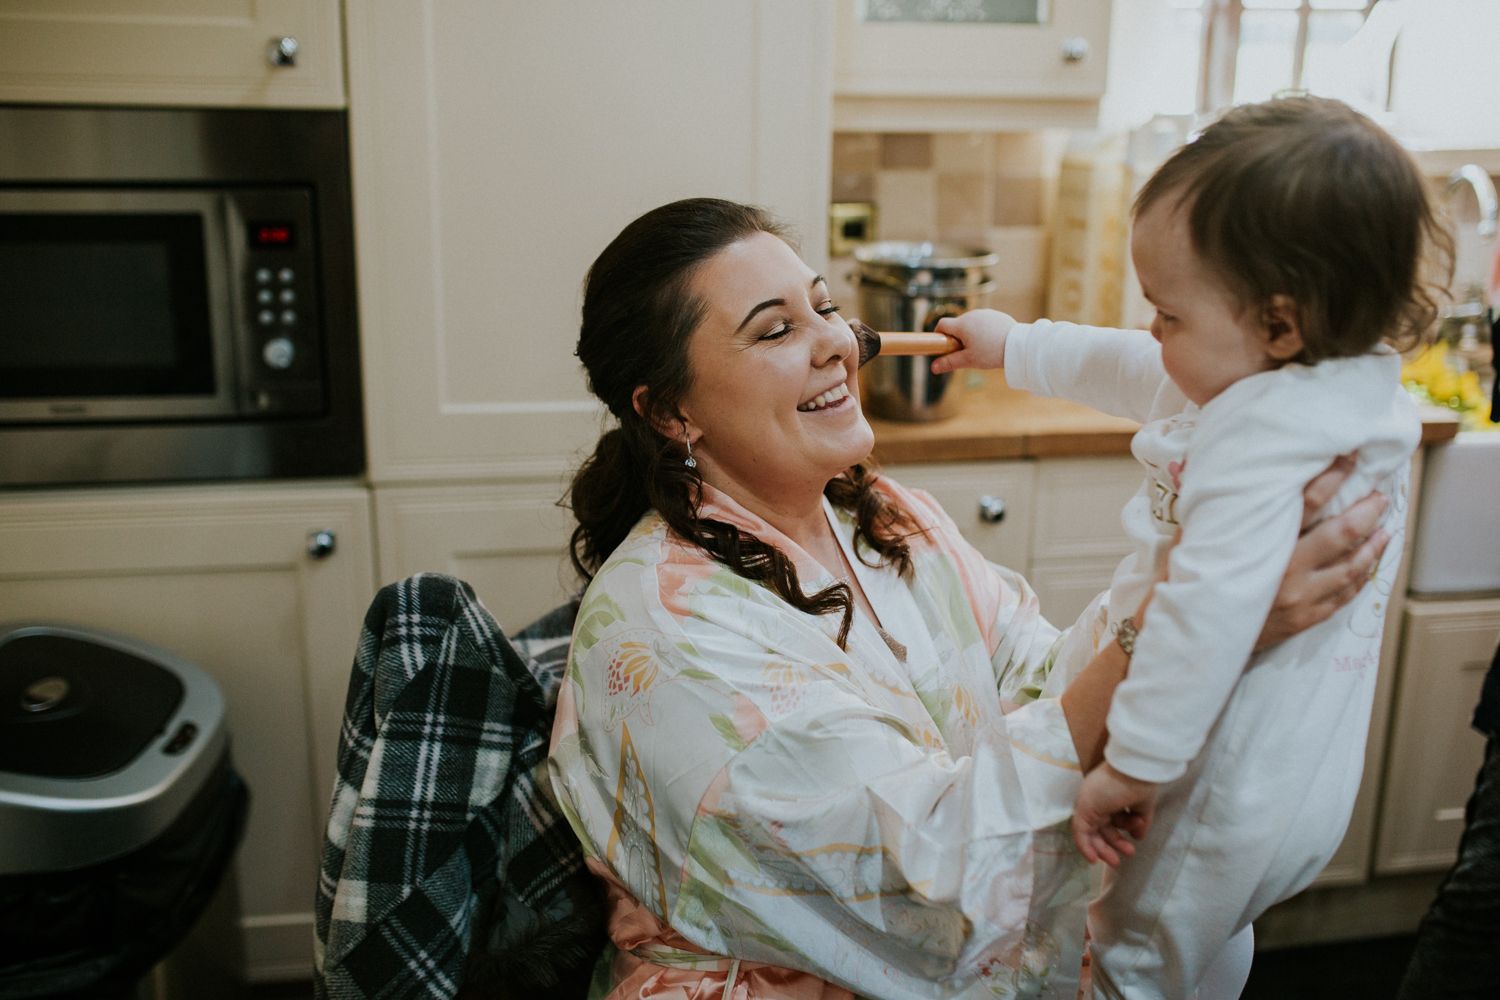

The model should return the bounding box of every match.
[1116,616,1138,657]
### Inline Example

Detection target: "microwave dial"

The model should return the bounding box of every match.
[263,337,296,370]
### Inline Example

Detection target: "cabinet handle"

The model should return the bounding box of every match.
[307,529,336,559]
[1060,37,1090,62]
[268,36,300,68]
[978,495,1006,524]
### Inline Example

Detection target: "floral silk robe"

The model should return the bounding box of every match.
[548,477,1096,999]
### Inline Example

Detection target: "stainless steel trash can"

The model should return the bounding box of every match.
[0,624,247,999]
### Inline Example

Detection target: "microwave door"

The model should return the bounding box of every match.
[0,189,237,424]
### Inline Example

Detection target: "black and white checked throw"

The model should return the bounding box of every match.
[313,574,604,1000]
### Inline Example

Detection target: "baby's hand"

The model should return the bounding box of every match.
[1072,763,1159,867]
[930,309,1017,374]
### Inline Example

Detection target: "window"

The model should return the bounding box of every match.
[1188,0,1375,112]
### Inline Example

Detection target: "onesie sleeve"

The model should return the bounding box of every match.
[1003,319,1178,423]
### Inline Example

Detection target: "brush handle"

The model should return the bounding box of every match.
[876,331,961,356]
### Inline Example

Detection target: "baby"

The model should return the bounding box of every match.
[932,98,1444,999]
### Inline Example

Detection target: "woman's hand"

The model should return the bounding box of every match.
[1134,455,1391,649]
[1063,457,1391,771]
[1258,456,1392,650]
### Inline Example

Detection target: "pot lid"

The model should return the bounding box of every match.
[0,633,184,779]
[853,241,999,270]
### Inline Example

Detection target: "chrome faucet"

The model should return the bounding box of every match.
[1443,165,1498,374]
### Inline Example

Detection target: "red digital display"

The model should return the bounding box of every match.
[249,222,295,249]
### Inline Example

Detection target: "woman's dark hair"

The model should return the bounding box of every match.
[567,198,915,647]
[1135,96,1452,361]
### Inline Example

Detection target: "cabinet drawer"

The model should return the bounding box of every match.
[1032,456,1141,560]
[1376,598,1500,874]
[881,460,1035,573]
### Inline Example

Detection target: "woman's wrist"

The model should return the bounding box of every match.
[1115,616,1139,658]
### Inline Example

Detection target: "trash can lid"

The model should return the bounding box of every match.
[0,633,184,778]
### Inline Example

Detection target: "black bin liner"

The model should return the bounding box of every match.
[0,754,249,999]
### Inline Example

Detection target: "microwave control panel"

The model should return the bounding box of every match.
[229,188,325,417]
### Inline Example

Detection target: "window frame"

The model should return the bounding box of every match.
[1198,0,1377,113]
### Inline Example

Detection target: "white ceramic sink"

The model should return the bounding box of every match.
[1410,431,1500,594]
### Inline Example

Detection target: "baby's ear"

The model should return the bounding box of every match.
[1261,295,1305,361]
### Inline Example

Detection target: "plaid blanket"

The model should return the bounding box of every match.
[313,574,603,1000]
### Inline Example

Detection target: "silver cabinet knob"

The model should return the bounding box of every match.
[1061,37,1090,62]
[268,36,299,67]
[978,495,1006,524]
[307,529,336,559]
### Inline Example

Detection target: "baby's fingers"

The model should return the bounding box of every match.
[929,351,975,375]
[1073,816,1125,867]
[1100,821,1136,861]
[1115,811,1151,841]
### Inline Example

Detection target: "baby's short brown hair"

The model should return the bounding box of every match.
[1135,96,1451,362]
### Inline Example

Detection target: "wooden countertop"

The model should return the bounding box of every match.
[867,377,1462,465]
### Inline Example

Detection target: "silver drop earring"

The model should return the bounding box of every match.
[684,438,697,469]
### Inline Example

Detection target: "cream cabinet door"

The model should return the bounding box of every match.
[346,0,833,484]
[833,0,1112,130]
[0,0,344,107]
[0,483,375,982]
[374,481,578,637]
[880,460,1035,573]
[1376,596,1500,875]
[1028,456,1140,628]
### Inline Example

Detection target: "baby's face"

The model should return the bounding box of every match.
[1131,199,1279,406]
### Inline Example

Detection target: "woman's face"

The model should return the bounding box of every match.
[676,231,873,507]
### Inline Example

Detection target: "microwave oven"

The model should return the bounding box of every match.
[0,106,363,487]
[1,187,326,423]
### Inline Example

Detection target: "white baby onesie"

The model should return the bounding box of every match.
[1004,320,1421,1000]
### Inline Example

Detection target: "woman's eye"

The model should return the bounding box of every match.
[759,323,792,342]
[816,303,841,316]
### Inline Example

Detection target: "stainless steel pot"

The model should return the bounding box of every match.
[855,241,997,422]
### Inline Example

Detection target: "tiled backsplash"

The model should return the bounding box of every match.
[829,130,1067,322]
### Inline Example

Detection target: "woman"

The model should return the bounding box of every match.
[547,199,1390,999]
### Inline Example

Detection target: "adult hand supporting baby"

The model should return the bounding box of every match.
[1258,457,1392,650]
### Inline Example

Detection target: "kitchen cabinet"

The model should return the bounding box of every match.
[0,483,375,982]
[0,0,344,108]
[833,0,1113,132]
[880,460,1036,572]
[885,454,1138,627]
[346,0,834,486]
[1376,596,1500,874]
[1029,455,1141,626]
[373,480,577,637]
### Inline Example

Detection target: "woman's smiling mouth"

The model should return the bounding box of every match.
[797,382,851,412]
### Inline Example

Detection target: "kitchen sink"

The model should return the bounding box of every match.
[1410,431,1500,594]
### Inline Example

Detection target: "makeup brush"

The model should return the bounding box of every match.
[850,319,961,368]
